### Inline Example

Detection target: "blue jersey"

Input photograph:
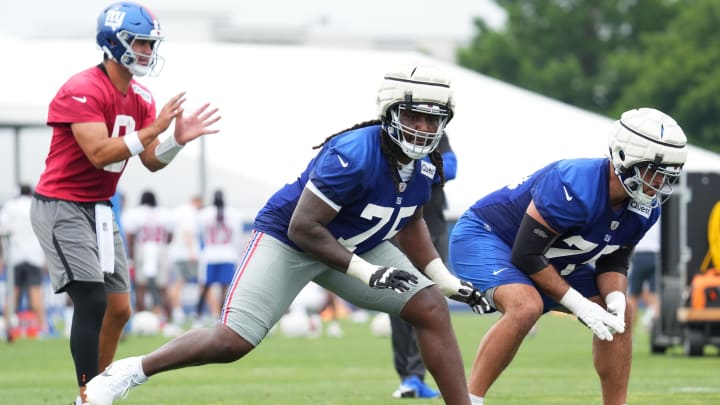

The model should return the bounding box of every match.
[469,158,659,274]
[254,124,436,254]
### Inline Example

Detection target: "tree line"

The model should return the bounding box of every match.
[459,0,720,152]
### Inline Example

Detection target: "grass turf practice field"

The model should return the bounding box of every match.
[1,311,718,404]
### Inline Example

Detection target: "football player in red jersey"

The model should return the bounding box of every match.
[29,3,220,404]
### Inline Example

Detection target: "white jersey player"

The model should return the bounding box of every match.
[122,191,172,315]
[195,190,245,319]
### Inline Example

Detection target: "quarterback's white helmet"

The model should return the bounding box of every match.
[608,107,687,207]
[377,64,454,159]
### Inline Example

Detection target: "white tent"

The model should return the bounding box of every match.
[2,37,719,218]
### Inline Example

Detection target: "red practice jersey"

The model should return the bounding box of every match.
[36,66,156,202]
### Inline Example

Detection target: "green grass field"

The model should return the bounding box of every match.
[1,311,718,404]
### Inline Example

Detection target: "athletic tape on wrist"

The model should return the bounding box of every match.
[559,288,585,314]
[346,254,377,285]
[155,135,184,164]
[605,291,625,308]
[123,131,144,156]
[424,257,455,285]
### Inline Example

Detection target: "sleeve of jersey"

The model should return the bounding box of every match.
[47,80,106,126]
[532,166,591,233]
[308,146,365,210]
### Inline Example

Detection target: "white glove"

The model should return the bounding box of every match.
[560,288,625,341]
[424,258,492,314]
[604,291,627,334]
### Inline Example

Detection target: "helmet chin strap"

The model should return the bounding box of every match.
[128,63,150,77]
[618,171,657,207]
[623,176,641,192]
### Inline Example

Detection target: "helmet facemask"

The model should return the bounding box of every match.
[114,30,164,77]
[617,161,683,207]
[386,101,449,160]
[376,64,454,160]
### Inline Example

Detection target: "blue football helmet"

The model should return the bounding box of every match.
[96,2,164,77]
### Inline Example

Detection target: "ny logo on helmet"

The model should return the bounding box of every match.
[104,10,126,31]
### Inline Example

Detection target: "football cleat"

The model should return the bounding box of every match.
[85,356,147,405]
[391,375,440,399]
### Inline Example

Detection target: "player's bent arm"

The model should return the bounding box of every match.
[140,132,189,171]
[289,185,419,292]
[138,137,166,172]
[515,204,624,338]
[596,246,631,293]
[596,269,628,333]
[511,202,569,301]
[596,270,629,303]
[287,187,354,271]
[395,207,440,269]
[596,245,631,307]
[72,122,163,169]
[395,208,488,310]
[510,201,600,308]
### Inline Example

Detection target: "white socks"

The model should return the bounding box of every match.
[136,356,149,382]
[469,393,484,404]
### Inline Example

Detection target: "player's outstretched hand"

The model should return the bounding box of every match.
[449,281,492,314]
[369,267,418,293]
[153,91,187,135]
[173,101,221,145]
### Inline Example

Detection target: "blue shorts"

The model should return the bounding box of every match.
[449,211,600,312]
[205,262,236,286]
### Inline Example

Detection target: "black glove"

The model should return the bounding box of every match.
[448,281,492,314]
[368,267,419,293]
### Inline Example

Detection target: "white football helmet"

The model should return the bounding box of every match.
[377,64,454,159]
[608,107,687,207]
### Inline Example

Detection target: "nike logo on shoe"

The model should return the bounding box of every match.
[493,267,508,276]
[101,366,114,377]
[72,96,87,103]
[562,186,573,201]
